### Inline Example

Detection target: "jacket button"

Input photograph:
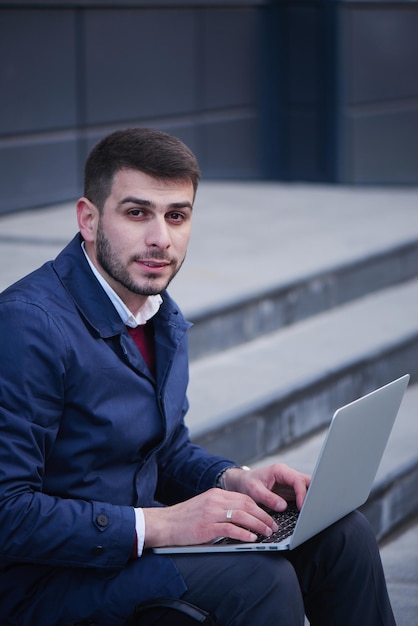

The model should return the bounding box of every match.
[93,545,104,555]
[96,514,109,527]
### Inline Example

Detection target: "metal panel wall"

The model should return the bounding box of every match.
[0,0,417,214]
[262,0,418,185]
[0,8,79,213]
[0,2,262,214]
[337,2,418,183]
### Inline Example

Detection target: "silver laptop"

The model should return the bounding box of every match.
[154,374,410,554]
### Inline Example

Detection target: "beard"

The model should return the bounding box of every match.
[95,220,183,297]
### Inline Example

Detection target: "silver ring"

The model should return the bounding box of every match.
[226,509,233,521]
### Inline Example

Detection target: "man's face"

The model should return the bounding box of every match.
[80,168,194,313]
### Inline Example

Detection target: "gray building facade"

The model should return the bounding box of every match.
[1,0,417,214]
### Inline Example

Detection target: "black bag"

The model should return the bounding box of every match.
[124,597,218,625]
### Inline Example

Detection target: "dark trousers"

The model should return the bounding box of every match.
[172,511,396,626]
[2,511,395,626]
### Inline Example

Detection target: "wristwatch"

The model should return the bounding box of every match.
[215,465,251,490]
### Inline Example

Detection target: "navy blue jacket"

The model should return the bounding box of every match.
[0,234,233,622]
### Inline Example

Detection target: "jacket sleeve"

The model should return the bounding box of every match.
[0,299,135,569]
[155,414,236,505]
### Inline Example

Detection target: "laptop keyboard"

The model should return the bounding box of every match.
[258,502,299,543]
[215,502,300,546]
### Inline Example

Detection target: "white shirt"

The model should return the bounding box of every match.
[82,243,162,556]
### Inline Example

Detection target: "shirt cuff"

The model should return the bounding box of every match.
[134,507,145,557]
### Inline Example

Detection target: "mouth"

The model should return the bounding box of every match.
[141,260,170,267]
[136,259,173,273]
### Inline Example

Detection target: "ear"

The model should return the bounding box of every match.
[77,197,99,243]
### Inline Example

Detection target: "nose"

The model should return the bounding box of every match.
[144,216,171,249]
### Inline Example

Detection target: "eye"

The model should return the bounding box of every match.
[168,205,192,223]
[167,211,186,225]
[127,208,145,218]
[167,211,185,223]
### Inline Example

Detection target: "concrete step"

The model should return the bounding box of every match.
[166,182,418,361]
[380,513,418,626]
[187,278,418,463]
[252,384,418,542]
[186,239,418,361]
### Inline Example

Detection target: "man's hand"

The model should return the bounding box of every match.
[222,463,311,513]
[143,463,310,548]
[143,488,279,548]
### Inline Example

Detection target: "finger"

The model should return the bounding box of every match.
[222,507,278,538]
[255,484,290,512]
[291,474,311,510]
[218,522,259,543]
[256,475,310,512]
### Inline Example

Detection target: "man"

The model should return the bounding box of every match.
[0,128,395,625]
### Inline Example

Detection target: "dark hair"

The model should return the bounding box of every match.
[84,128,201,210]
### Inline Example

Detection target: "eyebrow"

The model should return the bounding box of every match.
[119,196,193,210]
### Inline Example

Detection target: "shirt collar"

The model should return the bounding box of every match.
[81,242,162,327]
